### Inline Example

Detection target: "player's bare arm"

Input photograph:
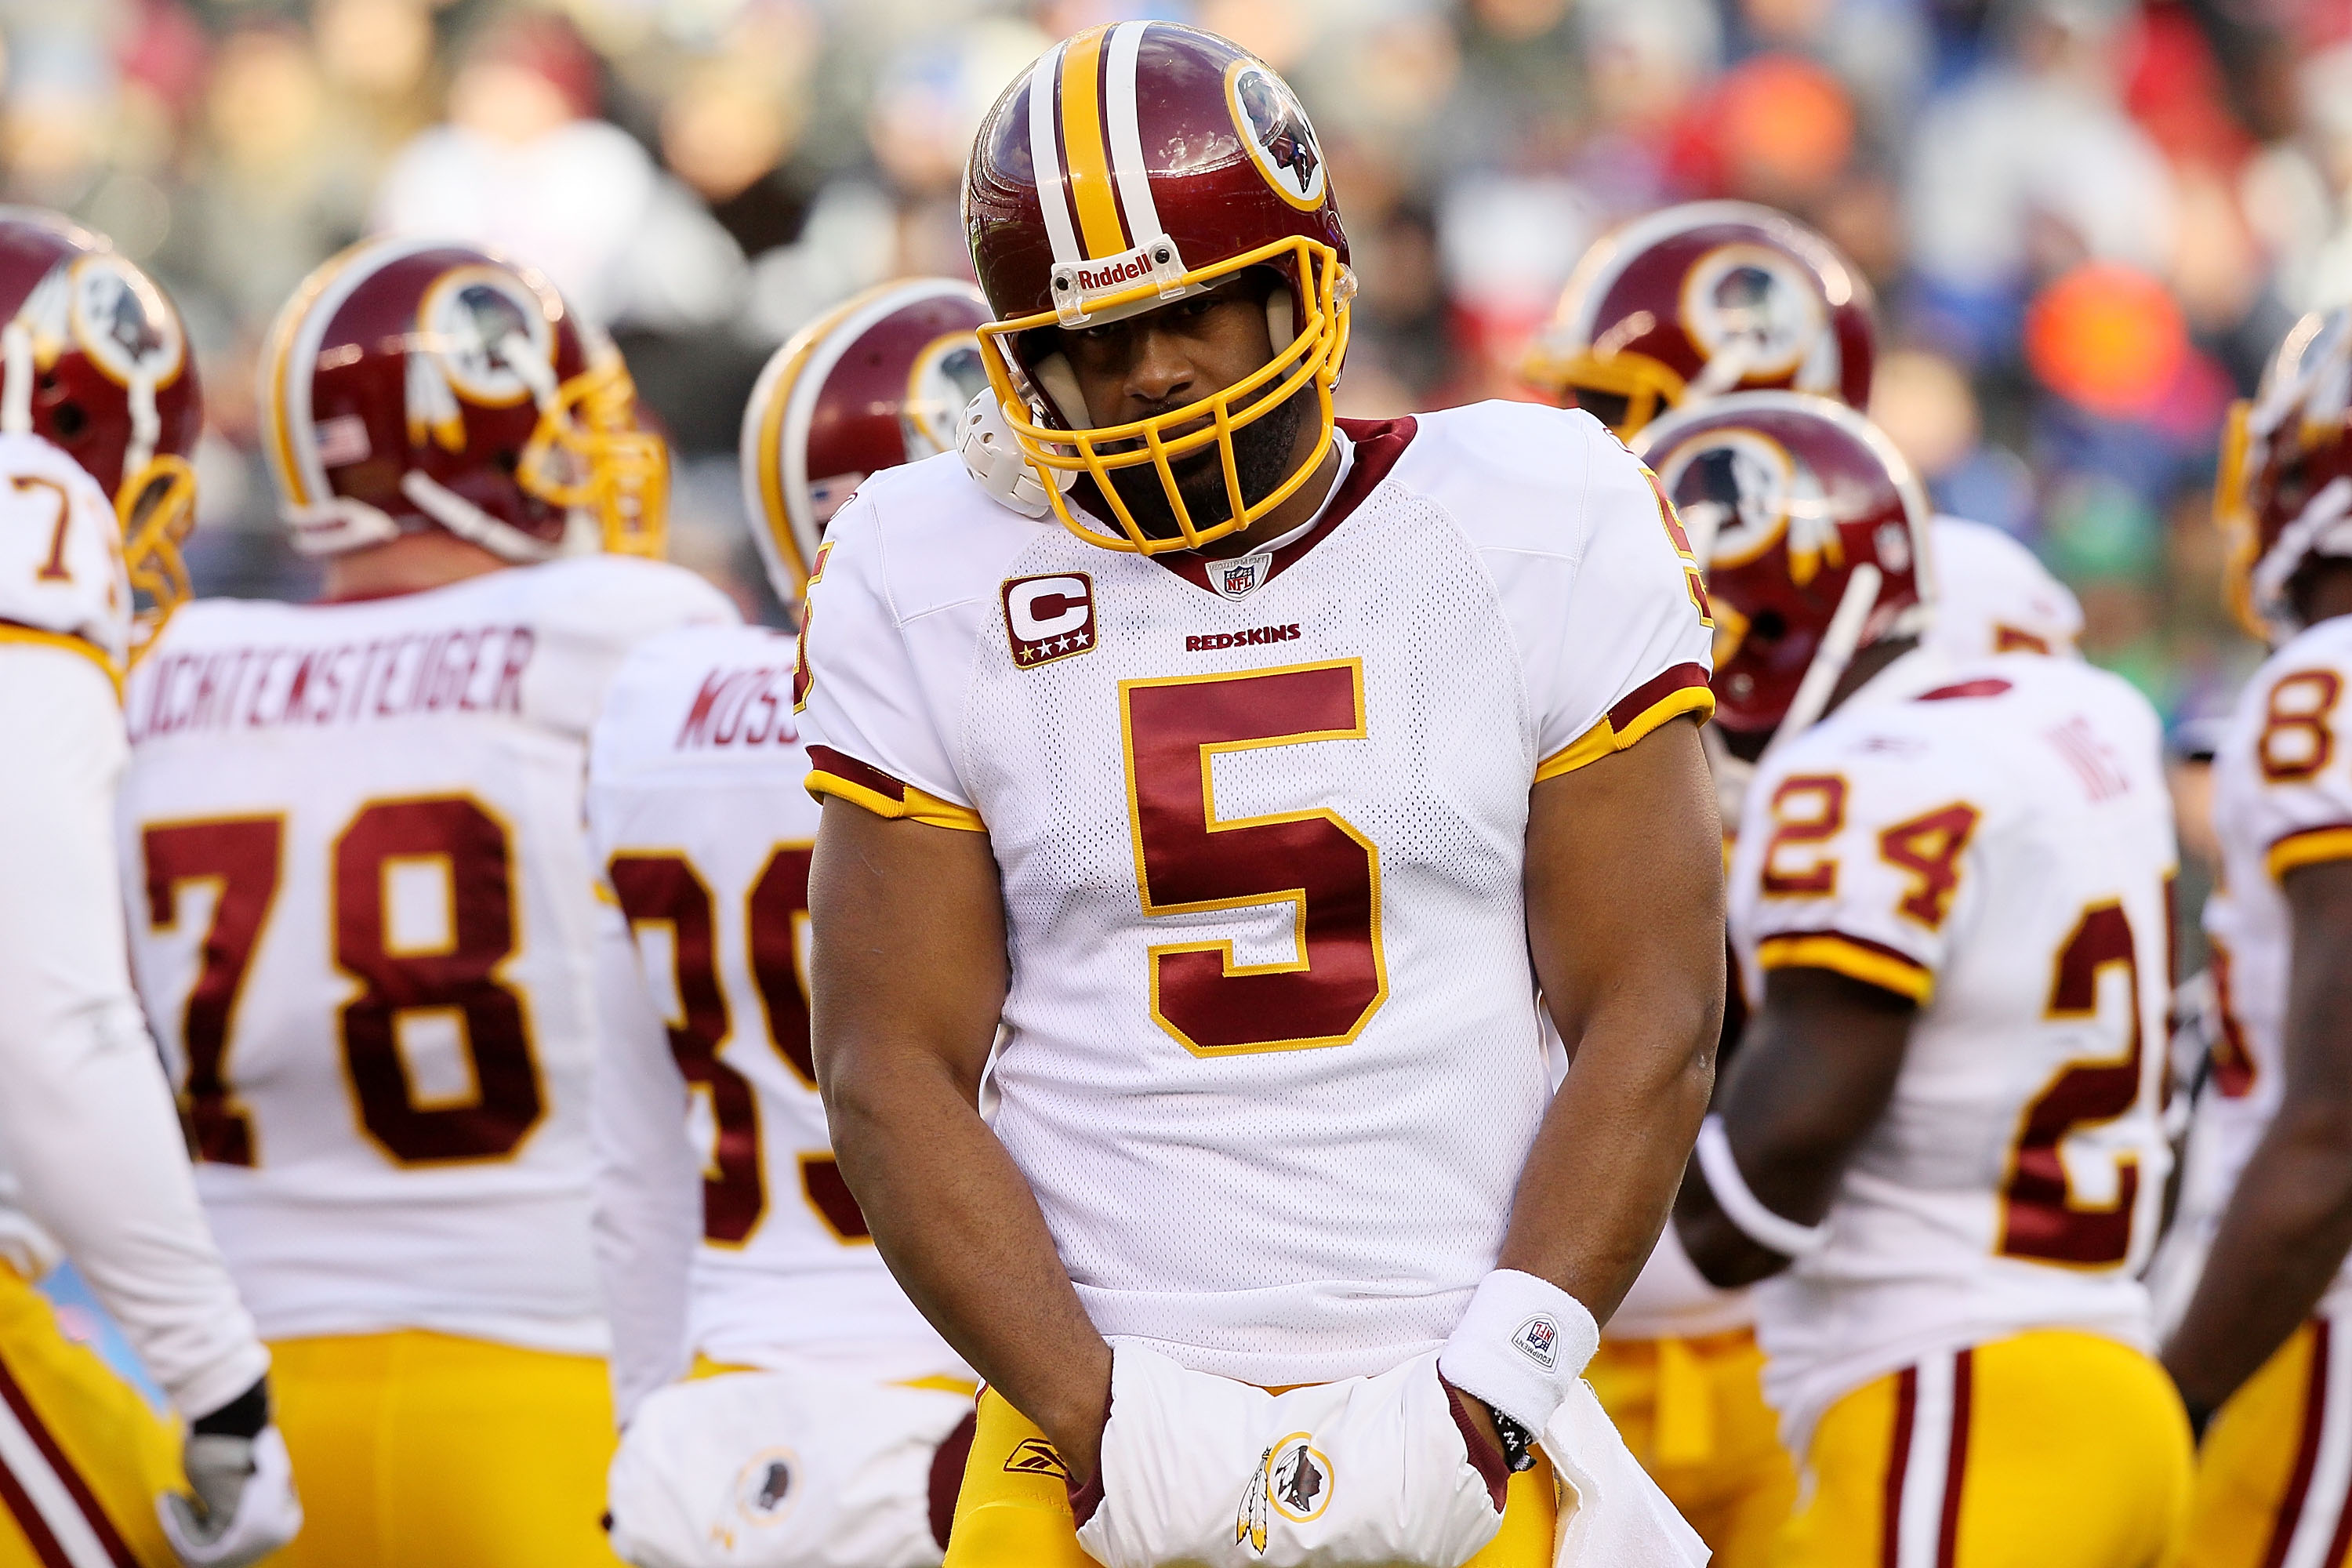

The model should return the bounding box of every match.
[1675,968,1916,1287]
[2165,856,2352,1420]
[810,804,1117,1479]
[1510,710,1722,1315]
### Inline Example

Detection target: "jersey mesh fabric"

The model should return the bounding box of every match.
[585,623,965,1387]
[1729,649,2172,1451]
[2192,615,2352,1320]
[118,557,735,1352]
[797,402,1716,1386]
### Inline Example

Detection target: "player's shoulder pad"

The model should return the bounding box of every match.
[590,621,797,778]
[821,450,1048,623]
[1393,401,1647,557]
[2256,613,2352,694]
[515,554,740,650]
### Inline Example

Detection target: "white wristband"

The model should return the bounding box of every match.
[1436,1269,1599,1436]
[1693,1114,1829,1258]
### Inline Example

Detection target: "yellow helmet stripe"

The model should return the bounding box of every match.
[1058,26,1127,259]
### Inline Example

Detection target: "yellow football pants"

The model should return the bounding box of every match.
[262,1330,621,1568]
[1589,1327,1797,1568]
[1773,1329,2190,1568]
[944,1385,1559,1566]
[0,1266,182,1568]
[2183,1316,2352,1568]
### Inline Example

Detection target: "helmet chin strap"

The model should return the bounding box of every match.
[1760,562,1882,766]
[400,470,561,563]
[0,324,31,437]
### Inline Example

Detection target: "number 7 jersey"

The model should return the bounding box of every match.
[797,405,1716,1387]
[117,556,735,1351]
[1726,648,2175,1449]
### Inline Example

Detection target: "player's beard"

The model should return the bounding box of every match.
[1101,386,1307,546]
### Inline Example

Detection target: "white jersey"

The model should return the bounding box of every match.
[118,557,736,1352]
[584,622,966,1424]
[0,434,267,1418]
[0,430,133,673]
[1728,648,2173,1448]
[798,406,1716,1385]
[2190,615,2352,1319]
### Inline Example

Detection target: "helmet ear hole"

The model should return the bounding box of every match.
[50,401,85,441]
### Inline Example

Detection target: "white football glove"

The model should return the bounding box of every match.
[608,1363,971,1568]
[158,1425,302,1568]
[1074,1345,1505,1568]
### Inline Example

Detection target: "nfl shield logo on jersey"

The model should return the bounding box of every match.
[1002,572,1097,668]
[1512,1314,1559,1370]
[1216,555,1271,599]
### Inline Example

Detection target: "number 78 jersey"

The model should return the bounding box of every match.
[117,557,735,1351]
[1726,648,2175,1446]
[798,405,1716,1387]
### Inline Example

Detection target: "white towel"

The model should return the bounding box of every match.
[1543,1381,1711,1567]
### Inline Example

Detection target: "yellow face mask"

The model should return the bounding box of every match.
[1516,343,1689,442]
[119,452,195,663]
[976,235,1351,556]
[516,352,669,560]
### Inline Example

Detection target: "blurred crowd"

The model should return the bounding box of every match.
[12,0,2352,716]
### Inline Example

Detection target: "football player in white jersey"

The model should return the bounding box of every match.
[0,211,300,1568]
[1523,201,1880,1564]
[118,238,735,1568]
[1657,393,2190,1566]
[800,25,1723,1568]
[586,279,991,1568]
[2164,306,2352,1568]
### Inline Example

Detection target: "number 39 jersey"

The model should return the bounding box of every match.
[799,405,1716,1386]
[2193,615,2352,1317]
[1727,648,2175,1446]
[118,557,736,1352]
[583,623,964,1423]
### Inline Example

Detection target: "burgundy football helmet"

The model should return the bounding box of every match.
[0,209,199,652]
[964,22,1351,554]
[740,278,991,599]
[1524,201,1874,440]
[259,236,665,563]
[1634,391,1934,743]
[2217,307,2352,643]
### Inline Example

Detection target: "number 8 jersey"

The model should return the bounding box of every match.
[1725,648,2175,1450]
[797,404,1715,1387]
[118,555,735,1352]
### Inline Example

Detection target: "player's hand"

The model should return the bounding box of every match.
[158,1425,302,1567]
[1073,1345,1504,1568]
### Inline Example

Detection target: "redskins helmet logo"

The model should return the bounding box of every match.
[1681,245,1827,383]
[1656,425,1844,586]
[1225,61,1325,210]
[416,265,556,408]
[902,332,992,460]
[64,255,184,390]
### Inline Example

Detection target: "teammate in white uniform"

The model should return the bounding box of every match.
[1924,517,2082,662]
[118,238,732,1568]
[804,25,1722,1568]
[588,280,991,1568]
[1526,201,1881,1564]
[2165,307,2352,1568]
[1657,394,2190,1566]
[0,211,299,1568]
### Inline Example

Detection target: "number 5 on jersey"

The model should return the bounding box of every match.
[1121,659,1387,1056]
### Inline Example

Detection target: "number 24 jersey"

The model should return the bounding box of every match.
[797,405,1716,1387]
[1727,649,2175,1449]
[118,556,735,1352]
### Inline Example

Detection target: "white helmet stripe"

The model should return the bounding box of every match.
[1104,22,1163,248]
[1027,42,1082,266]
